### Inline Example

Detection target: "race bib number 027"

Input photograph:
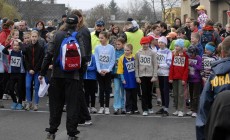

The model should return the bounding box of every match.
[139,55,151,66]
[125,61,135,73]
[99,54,110,64]
[10,56,21,67]
[173,56,185,67]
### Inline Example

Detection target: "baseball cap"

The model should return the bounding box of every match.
[196,5,205,11]
[96,20,105,26]
[166,32,177,39]
[140,37,150,45]
[66,15,78,25]
[62,14,67,18]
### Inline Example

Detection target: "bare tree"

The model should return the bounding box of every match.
[160,0,180,22]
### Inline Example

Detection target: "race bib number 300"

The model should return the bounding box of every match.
[139,55,151,66]
[99,54,110,64]
[157,53,167,64]
[173,56,185,67]
[11,56,21,67]
[125,61,135,73]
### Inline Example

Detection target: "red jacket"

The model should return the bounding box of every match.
[0,29,11,46]
[169,51,189,82]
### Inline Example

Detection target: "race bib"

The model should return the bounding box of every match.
[125,61,135,73]
[157,53,167,64]
[189,59,197,75]
[173,56,185,67]
[99,54,110,64]
[203,58,215,69]
[139,55,151,66]
[10,56,21,67]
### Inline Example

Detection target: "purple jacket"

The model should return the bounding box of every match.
[188,55,202,83]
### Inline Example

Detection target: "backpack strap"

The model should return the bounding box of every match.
[71,32,78,37]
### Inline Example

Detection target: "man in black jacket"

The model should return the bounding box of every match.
[39,14,84,140]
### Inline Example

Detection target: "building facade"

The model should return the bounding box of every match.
[181,0,230,26]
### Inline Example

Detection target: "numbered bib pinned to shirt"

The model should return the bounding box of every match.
[125,61,135,73]
[173,56,185,67]
[99,54,110,64]
[189,59,197,75]
[10,56,21,67]
[203,58,215,69]
[157,53,167,64]
[139,55,151,66]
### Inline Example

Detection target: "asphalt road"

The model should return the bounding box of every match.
[0,97,196,140]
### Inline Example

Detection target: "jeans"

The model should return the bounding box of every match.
[26,72,39,104]
[113,78,125,110]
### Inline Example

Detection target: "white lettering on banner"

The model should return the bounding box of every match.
[203,58,215,69]
[157,53,167,64]
[189,59,197,75]
[139,55,151,66]
[173,56,185,67]
[10,56,21,67]
[99,54,110,64]
[125,61,135,73]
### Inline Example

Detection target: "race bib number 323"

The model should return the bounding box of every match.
[99,54,110,64]
[139,55,151,66]
[173,56,185,67]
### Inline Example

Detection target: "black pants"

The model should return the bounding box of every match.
[8,74,24,104]
[84,80,96,107]
[140,77,153,111]
[47,78,80,137]
[189,82,202,112]
[0,73,8,99]
[158,76,170,108]
[125,88,138,112]
[97,72,112,107]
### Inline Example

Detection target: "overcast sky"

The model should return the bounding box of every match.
[56,0,128,10]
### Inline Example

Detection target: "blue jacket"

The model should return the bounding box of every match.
[83,55,97,80]
[0,45,8,73]
[196,57,230,140]
[113,48,124,75]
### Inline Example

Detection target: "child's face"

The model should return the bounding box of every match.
[13,31,19,40]
[116,41,124,50]
[152,39,158,46]
[158,41,166,49]
[113,27,119,34]
[205,49,212,55]
[23,35,31,44]
[37,23,43,30]
[31,33,38,44]
[175,46,183,52]
[153,27,161,36]
[99,34,107,45]
[191,36,199,45]
[124,46,132,56]
[13,41,20,51]
[142,43,149,50]
[177,33,185,39]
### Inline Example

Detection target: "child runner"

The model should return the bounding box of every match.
[201,42,218,84]
[2,39,25,110]
[83,54,97,113]
[24,30,44,111]
[186,46,202,117]
[117,44,139,114]
[190,32,203,57]
[155,36,172,116]
[94,31,115,115]
[169,39,189,117]
[113,37,125,115]
[135,36,157,116]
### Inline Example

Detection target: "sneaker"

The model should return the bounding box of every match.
[142,111,148,116]
[110,93,114,98]
[0,100,4,108]
[172,111,179,116]
[2,94,9,100]
[98,107,104,114]
[133,110,140,114]
[121,109,126,114]
[68,136,78,140]
[25,102,32,111]
[113,109,119,115]
[156,100,162,106]
[90,107,97,114]
[11,102,18,110]
[33,104,39,111]
[162,110,169,117]
[46,133,55,140]
[186,111,193,116]
[148,109,154,114]
[85,120,93,125]
[16,103,23,110]
[156,108,164,114]
[192,112,197,118]
[63,105,66,112]
[126,111,131,114]
[178,111,184,117]
[104,107,110,115]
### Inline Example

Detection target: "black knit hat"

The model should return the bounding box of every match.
[66,15,78,25]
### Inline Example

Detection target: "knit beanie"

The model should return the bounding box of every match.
[175,39,185,48]
[158,36,168,45]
